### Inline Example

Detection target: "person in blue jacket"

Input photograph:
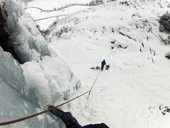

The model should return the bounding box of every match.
[101,59,106,71]
[48,106,109,128]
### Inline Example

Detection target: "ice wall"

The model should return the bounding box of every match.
[0,0,81,128]
[2,0,50,63]
[0,47,57,128]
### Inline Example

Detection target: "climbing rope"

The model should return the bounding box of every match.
[88,71,101,98]
[34,14,67,21]
[0,71,101,126]
[0,91,90,126]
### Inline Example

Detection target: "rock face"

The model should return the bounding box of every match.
[165,52,170,60]
[159,13,170,45]
[22,0,33,3]
[159,12,170,33]
[89,0,104,6]
[159,13,170,60]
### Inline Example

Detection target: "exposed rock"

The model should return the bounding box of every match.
[89,0,104,6]
[159,34,170,45]
[165,52,170,59]
[159,12,170,33]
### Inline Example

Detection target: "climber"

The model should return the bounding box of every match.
[101,59,106,71]
[48,105,109,128]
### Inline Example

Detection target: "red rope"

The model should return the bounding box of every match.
[0,91,89,126]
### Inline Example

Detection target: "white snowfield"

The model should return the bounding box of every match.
[0,0,170,128]
[44,0,170,128]
[25,0,93,30]
[25,0,110,30]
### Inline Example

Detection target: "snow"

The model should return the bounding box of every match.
[22,55,81,106]
[44,0,170,128]
[28,0,92,9]
[25,0,97,30]
[1,0,170,128]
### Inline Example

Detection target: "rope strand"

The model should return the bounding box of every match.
[0,71,101,126]
[88,71,101,99]
[0,91,90,126]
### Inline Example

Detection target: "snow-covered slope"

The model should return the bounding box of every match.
[25,0,105,30]
[43,0,170,128]
[1,0,170,128]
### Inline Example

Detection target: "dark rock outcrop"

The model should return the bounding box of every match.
[165,52,170,60]
[89,0,104,6]
[159,13,170,45]
[159,12,170,33]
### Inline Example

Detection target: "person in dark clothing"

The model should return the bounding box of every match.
[48,106,109,128]
[101,59,106,71]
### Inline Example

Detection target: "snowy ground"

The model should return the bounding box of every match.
[25,0,92,30]
[23,0,170,128]
[32,0,170,128]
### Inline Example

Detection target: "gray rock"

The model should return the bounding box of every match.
[164,39,170,45]
[165,52,170,59]
[159,24,165,32]
[159,12,170,33]
[89,0,104,6]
